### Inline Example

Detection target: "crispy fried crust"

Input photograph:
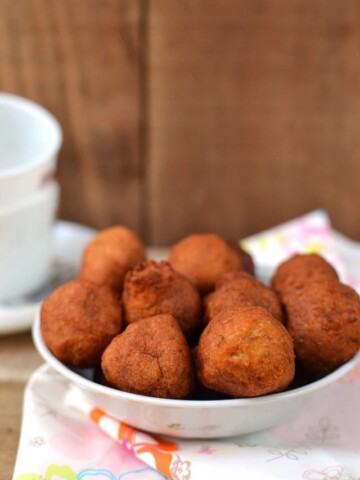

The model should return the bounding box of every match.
[226,241,255,276]
[122,260,201,337]
[197,306,295,397]
[169,233,244,294]
[80,226,146,291]
[41,279,123,368]
[205,271,283,324]
[101,314,195,398]
[272,253,338,301]
[285,279,360,372]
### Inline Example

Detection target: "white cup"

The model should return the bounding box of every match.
[0,93,62,208]
[0,181,60,302]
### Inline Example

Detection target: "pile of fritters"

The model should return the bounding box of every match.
[41,227,360,400]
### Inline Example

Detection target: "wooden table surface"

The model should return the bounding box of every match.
[0,332,43,480]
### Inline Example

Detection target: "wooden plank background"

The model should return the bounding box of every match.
[0,0,144,233]
[0,0,359,245]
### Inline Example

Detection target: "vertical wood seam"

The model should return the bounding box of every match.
[139,0,150,243]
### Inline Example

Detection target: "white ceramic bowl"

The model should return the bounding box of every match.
[0,181,59,301]
[33,313,360,439]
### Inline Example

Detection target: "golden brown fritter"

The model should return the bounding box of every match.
[41,279,123,368]
[226,241,255,276]
[215,271,251,289]
[272,253,338,301]
[197,306,295,397]
[122,260,201,337]
[204,272,283,323]
[80,226,146,291]
[285,279,360,372]
[101,314,195,398]
[169,233,244,294]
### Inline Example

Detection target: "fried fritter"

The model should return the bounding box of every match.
[80,226,146,291]
[226,241,255,276]
[285,279,360,372]
[101,314,195,398]
[122,260,201,337]
[169,233,244,294]
[41,279,123,368]
[205,272,283,323]
[272,253,338,301]
[197,306,295,397]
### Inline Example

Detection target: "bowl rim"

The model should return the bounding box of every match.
[0,92,62,178]
[33,313,360,409]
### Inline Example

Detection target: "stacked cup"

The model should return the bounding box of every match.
[0,93,62,302]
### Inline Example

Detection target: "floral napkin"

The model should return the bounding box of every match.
[241,209,348,284]
[13,211,360,480]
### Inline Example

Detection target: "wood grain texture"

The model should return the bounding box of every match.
[147,0,360,244]
[0,382,24,480]
[0,0,144,233]
[1,0,360,245]
[0,334,42,479]
[0,332,42,382]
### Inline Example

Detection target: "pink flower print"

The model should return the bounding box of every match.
[196,445,216,455]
